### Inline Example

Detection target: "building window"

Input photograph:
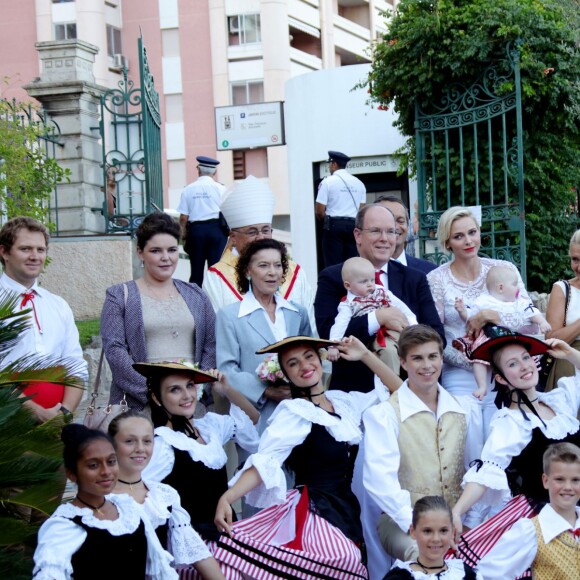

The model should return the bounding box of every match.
[233,151,246,180]
[106,25,123,57]
[231,81,264,105]
[54,23,77,40]
[228,14,261,46]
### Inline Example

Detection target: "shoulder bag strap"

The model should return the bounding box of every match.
[335,173,359,213]
[89,282,129,408]
[563,279,571,327]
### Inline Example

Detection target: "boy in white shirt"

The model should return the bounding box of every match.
[328,257,417,375]
[478,442,580,579]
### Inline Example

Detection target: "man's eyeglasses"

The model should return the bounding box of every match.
[232,226,273,238]
[358,228,400,238]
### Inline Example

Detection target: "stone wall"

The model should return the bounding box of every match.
[39,236,134,320]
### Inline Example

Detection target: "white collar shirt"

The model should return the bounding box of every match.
[397,381,467,423]
[538,504,580,544]
[394,251,408,266]
[238,290,298,342]
[0,273,88,381]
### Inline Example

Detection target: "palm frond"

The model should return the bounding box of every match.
[0,354,86,391]
[0,291,31,358]
[0,456,63,488]
[0,393,64,463]
[4,479,64,518]
[0,287,81,563]
[0,517,36,547]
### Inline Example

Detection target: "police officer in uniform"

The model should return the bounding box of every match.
[178,156,228,286]
[315,151,366,267]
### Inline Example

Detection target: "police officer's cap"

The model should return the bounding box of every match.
[196,156,220,168]
[327,151,351,166]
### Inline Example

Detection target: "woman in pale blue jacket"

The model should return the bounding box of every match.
[216,238,311,433]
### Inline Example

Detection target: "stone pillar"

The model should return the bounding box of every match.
[24,39,107,235]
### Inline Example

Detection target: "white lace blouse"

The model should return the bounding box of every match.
[229,390,378,508]
[462,370,580,506]
[389,559,483,579]
[140,480,211,565]
[33,493,177,579]
[143,404,259,481]
[427,258,535,369]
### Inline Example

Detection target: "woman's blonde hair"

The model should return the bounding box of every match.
[436,206,479,253]
[570,229,580,247]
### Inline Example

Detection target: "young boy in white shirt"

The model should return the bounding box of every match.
[478,442,580,579]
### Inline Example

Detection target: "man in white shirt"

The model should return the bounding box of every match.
[203,175,316,332]
[178,155,228,286]
[0,217,87,423]
[358,324,480,578]
[315,151,366,267]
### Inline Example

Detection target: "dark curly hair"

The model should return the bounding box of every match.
[135,211,180,250]
[235,238,289,294]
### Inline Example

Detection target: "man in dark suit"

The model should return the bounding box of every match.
[315,204,444,393]
[375,195,437,275]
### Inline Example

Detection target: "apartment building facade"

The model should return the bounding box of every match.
[1,0,396,233]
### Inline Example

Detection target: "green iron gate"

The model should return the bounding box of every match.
[100,36,163,235]
[415,43,526,282]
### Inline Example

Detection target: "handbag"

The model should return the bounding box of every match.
[542,280,572,390]
[83,349,129,433]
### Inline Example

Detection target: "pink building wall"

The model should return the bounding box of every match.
[178,1,218,184]
[0,2,40,102]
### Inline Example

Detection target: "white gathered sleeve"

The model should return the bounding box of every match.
[141,510,178,579]
[477,517,536,578]
[227,403,260,453]
[558,368,580,409]
[33,516,86,579]
[462,411,528,506]
[343,389,381,418]
[167,494,211,565]
[143,435,176,482]
[229,403,312,508]
[142,481,211,566]
[362,402,412,533]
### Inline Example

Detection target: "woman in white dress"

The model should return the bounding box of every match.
[108,411,225,579]
[450,331,580,569]
[139,363,259,550]
[33,424,176,579]
[427,206,536,445]
[545,228,580,387]
[212,336,399,579]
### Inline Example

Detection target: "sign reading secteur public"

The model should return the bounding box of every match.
[214,101,285,151]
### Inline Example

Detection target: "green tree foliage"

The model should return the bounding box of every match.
[0,293,83,579]
[362,0,580,290]
[0,97,70,224]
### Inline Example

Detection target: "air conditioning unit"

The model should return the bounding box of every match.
[228,16,240,34]
[112,54,129,71]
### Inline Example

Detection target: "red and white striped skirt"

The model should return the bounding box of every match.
[457,494,536,579]
[211,488,368,579]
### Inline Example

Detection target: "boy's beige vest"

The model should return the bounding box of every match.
[532,517,580,579]
[389,390,467,507]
